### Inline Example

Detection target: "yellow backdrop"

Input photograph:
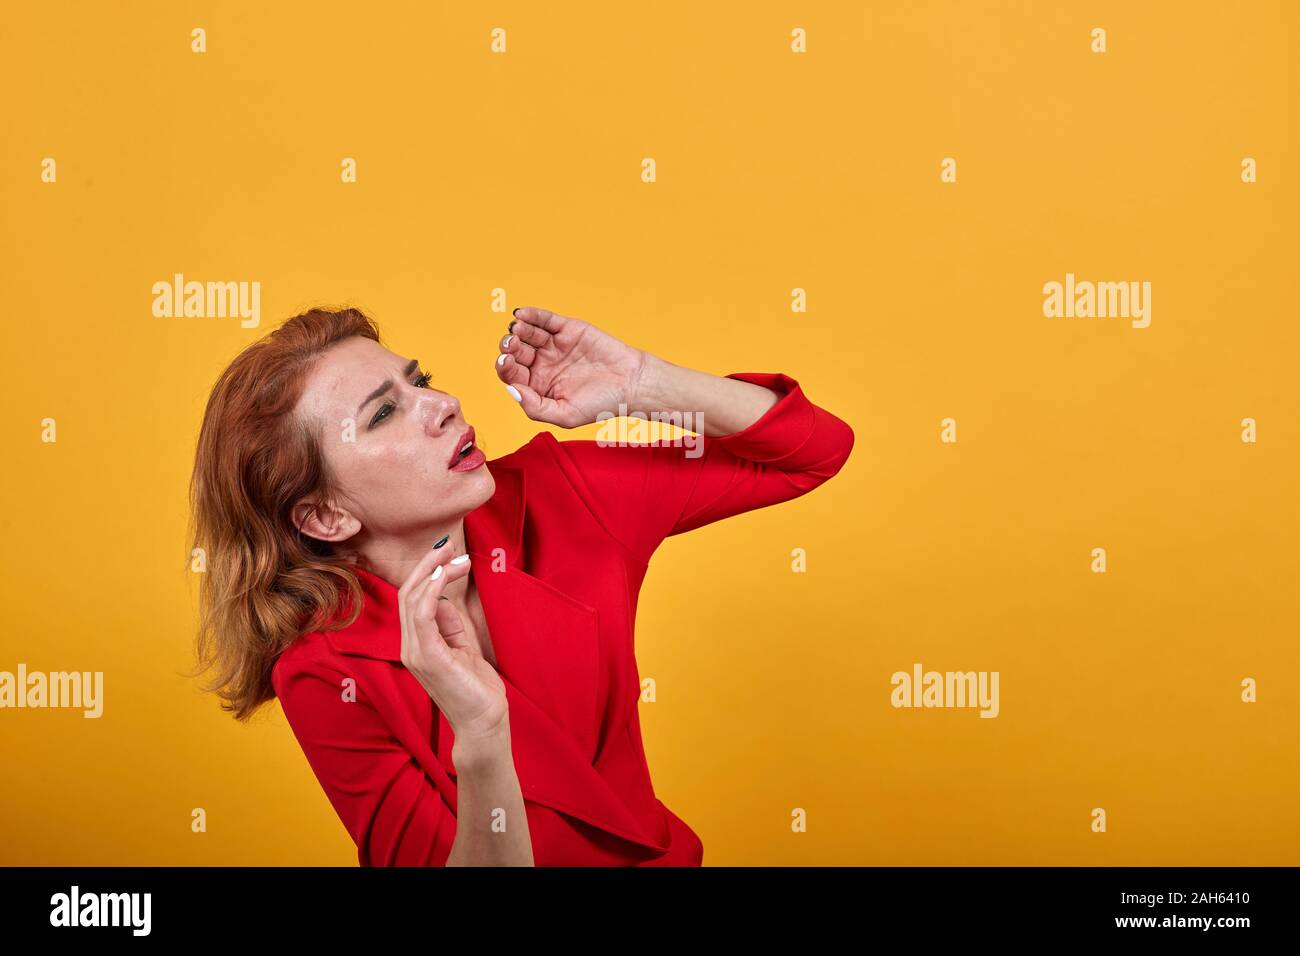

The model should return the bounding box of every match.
[1,1,1296,865]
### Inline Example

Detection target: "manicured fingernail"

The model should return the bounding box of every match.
[496,353,508,367]
[450,554,470,565]
[512,308,521,317]
[431,565,444,581]
[505,384,522,402]
[501,334,514,349]
[432,534,449,549]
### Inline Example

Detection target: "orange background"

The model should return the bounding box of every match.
[0,1,1296,864]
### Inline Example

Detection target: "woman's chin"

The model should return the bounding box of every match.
[458,467,496,504]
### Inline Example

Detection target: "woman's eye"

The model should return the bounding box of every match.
[369,373,431,427]
[369,374,428,426]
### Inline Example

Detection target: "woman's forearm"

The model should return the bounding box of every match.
[444,730,534,866]
[631,353,780,438]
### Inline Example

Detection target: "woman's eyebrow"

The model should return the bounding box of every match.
[356,358,420,415]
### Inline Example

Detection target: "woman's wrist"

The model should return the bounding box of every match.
[625,353,779,438]
[451,725,513,772]
[626,352,677,412]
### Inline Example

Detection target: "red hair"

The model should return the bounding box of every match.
[188,306,380,721]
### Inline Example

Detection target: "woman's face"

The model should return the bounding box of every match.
[291,335,494,548]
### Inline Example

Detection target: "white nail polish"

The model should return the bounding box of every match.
[496,353,507,366]
[450,554,470,565]
[431,565,444,581]
[502,334,514,348]
[506,384,522,402]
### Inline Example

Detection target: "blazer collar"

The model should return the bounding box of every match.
[317,453,672,856]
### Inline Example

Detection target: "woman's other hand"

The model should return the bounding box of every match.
[396,547,508,750]
[494,306,649,428]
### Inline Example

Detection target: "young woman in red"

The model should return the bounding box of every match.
[190,305,854,866]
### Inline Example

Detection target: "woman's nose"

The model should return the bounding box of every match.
[417,392,460,436]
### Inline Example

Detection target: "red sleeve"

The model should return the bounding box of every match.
[273,655,459,867]
[546,371,854,564]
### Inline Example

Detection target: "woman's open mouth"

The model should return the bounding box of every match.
[448,427,486,472]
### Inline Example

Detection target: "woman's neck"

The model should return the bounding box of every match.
[350,518,470,594]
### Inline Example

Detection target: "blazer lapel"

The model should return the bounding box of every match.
[322,457,669,854]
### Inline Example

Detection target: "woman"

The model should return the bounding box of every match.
[189,304,854,866]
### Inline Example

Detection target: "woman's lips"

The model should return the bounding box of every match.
[447,427,476,468]
[449,446,486,472]
[448,427,485,472]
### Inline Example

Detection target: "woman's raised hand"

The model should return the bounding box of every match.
[396,546,508,747]
[494,306,649,428]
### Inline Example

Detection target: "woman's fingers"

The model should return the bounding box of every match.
[495,354,536,394]
[398,544,463,663]
[508,308,557,348]
[398,539,456,594]
[512,306,565,336]
[433,594,473,652]
[405,549,469,625]
[497,331,537,371]
[403,555,472,672]
[496,309,547,382]
[413,556,471,645]
[504,377,572,426]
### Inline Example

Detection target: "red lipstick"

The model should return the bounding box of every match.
[448,427,486,472]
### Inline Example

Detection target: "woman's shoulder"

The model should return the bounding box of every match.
[492,430,644,514]
[494,429,559,462]
[271,628,349,695]
[486,430,573,486]
[497,429,614,477]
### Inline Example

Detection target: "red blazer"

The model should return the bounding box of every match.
[272,371,854,866]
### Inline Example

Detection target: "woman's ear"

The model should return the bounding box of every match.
[291,496,360,543]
